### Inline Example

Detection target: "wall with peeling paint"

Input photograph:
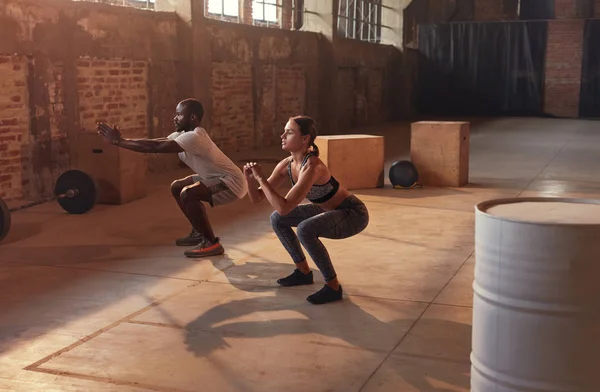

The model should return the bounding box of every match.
[0,0,406,204]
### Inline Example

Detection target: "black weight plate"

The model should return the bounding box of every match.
[54,170,98,214]
[0,198,10,242]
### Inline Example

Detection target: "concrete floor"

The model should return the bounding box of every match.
[1,117,600,391]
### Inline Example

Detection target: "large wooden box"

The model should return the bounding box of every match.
[410,121,470,187]
[77,134,147,204]
[314,134,384,190]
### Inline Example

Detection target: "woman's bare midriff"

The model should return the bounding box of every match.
[315,187,352,211]
[286,156,353,211]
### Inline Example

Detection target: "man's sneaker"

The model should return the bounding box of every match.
[184,237,225,258]
[306,284,343,305]
[176,228,203,246]
[277,269,314,287]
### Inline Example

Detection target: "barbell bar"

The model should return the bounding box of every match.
[0,169,98,243]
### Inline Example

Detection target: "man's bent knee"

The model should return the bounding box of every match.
[171,181,184,197]
[171,175,196,197]
[181,183,212,205]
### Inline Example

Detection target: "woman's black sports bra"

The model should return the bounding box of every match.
[288,153,340,204]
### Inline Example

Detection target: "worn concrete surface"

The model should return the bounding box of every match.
[1,117,599,391]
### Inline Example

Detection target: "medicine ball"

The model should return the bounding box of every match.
[389,160,419,189]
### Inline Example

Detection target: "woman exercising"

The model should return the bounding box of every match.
[244,116,369,304]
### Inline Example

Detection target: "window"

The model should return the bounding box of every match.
[72,0,155,10]
[205,0,300,30]
[337,0,382,43]
[253,0,278,23]
[252,0,301,30]
[207,0,240,18]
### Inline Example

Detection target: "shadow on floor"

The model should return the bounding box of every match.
[0,199,278,360]
[0,222,44,245]
[177,255,473,391]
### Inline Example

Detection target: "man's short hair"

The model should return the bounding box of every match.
[181,98,204,121]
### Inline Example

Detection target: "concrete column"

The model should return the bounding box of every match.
[380,0,407,48]
[240,0,253,25]
[156,0,213,128]
[190,1,214,130]
[302,0,335,38]
[301,0,339,133]
[150,0,195,122]
[155,0,191,22]
[282,0,293,30]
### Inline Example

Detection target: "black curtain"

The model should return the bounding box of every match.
[417,21,548,117]
[579,20,600,118]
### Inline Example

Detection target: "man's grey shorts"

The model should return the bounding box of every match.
[192,175,239,207]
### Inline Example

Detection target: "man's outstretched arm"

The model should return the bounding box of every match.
[115,138,183,154]
[97,123,183,154]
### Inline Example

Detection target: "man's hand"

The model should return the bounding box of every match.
[97,122,123,145]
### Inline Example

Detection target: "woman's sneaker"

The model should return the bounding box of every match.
[184,237,225,257]
[306,284,343,305]
[277,269,314,287]
[176,228,203,246]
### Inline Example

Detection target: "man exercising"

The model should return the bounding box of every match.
[96,98,247,257]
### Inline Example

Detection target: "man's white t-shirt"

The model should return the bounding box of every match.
[167,127,247,199]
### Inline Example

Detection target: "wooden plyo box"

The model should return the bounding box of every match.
[314,134,384,190]
[77,133,147,204]
[410,121,470,187]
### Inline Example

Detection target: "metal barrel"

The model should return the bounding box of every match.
[472,197,600,392]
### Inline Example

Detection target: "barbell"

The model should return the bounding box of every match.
[0,169,98,243]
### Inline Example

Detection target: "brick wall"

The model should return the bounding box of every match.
[474,0,503,20]
[335,66,385,130]
[259,65,277,146]
[0,0,398,206]
[367,69,384,123]
[77,58,149,138]
[148,60,180,172]
[21,57,69,201]
[544,20,584,118]
[275,65,306,129]
[555,0,578,18]
[258,64,307,148]
[0,56,29,201]
[211,62,254,152]
[337,67,356,131]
